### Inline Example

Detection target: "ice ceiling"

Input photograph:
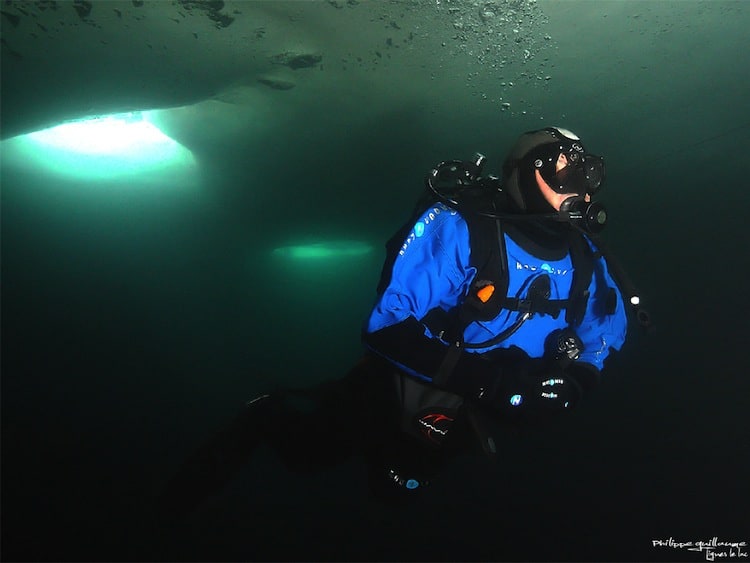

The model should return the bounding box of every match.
[2,0,748,215]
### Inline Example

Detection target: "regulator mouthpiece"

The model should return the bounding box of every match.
[559,197,607,234]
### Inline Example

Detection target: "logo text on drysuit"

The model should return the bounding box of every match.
[515,261,568,276]
[399,204,455,256]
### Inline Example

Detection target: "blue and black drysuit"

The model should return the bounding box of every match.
[363,202,628,418]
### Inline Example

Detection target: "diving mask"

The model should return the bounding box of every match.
[533,142,605,196]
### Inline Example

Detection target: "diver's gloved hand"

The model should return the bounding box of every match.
[516,366,583,412]
[469,355,586,416]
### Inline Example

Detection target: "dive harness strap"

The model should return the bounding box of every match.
[431,222,594,388]
[432,212,506,387]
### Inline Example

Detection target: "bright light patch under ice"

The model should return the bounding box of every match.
[272,241,374,260]
[4,111,197,182]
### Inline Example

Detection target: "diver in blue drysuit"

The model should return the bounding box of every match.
[158,127,631,511]
[362,126,627,457]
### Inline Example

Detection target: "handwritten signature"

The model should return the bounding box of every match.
[652,537,748,561]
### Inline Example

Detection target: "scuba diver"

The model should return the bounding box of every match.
[158,127,647,512]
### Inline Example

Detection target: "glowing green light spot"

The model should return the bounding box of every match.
[2,111,197,182]
[272,241,373,261]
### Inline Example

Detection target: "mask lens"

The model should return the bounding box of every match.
[535,144,605,195]
[582,155,605,194]
[554,153,604,195]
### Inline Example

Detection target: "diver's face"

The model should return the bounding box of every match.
[535,152,591,211]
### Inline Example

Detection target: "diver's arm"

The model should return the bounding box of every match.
[564,360,600,393]
[363,316,446,380]
[364,206,477,381]
[365,311,604,415]
[517,260,624,413]
[576,248,629,370]
[363,316,498,385]
[457,352,597,415]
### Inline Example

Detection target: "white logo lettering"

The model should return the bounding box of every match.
[515,261,568,276]
[398,204,454,256]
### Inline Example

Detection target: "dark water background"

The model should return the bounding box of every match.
[2,1,749,561]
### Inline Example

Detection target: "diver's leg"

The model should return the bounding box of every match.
[157,355,394,514]
[157,393,280,515]
[262,355,400,474]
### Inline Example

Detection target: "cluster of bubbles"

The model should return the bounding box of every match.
[427,0,556,116]
[325,0,557,117]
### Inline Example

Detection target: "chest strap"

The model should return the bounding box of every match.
[501,295,568,318]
